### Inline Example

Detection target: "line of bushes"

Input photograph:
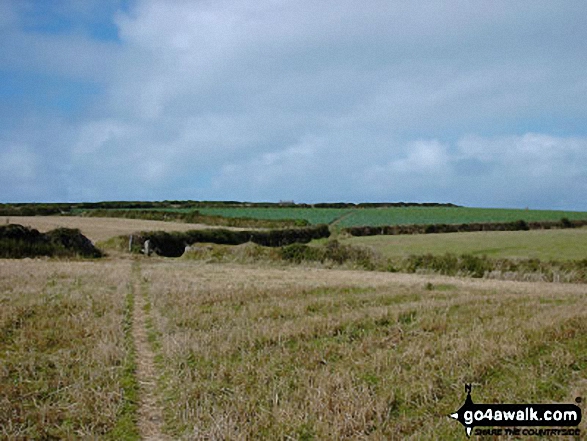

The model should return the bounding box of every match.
[399,253,587,283]
[0,224,102,258]
[278,241,587,283]
[343,218,587,236]
[82,209,309,228]
[180,239,587,284]
[131,224,330,257]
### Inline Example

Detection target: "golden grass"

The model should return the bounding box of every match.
[140,261,587,439]
[2,257,586,439]
[0,216,243,243]
[0,259,134,439]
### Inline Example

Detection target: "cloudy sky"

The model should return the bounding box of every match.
[1,0,586,209]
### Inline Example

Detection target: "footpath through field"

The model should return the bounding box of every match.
[131,262,170,441]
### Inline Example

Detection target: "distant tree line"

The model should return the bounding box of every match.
[83,209,309,228]
[0,200,461,215]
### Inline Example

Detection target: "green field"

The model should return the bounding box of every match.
[196,206,587,227]
[188,207,346,224]
[344,227,587,261]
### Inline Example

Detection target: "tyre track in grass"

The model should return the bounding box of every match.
[329,210,355,228]
[131,262,169,441]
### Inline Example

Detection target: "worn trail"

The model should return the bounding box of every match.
[131,263,168,441]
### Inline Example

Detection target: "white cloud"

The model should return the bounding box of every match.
[0,145,37,180]
[0,145,42,200]
[1,1,587,208]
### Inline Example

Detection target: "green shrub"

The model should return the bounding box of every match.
[280,243,323,263]
[279,240,378,269]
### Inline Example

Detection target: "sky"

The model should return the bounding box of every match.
[1,0,587,210]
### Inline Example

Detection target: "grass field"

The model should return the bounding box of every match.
[343,227,587,261]
[4,256,583,439]
[0,259,136,439]
[195,206,587,227]
[132,261,587,438]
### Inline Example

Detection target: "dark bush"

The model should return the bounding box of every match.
[45,228,102,258]
[561,217,574,228]
[512,219,529,231]
[0,224,101,258]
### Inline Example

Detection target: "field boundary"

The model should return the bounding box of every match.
[343,218,587,236]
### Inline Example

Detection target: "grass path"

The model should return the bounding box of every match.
[329,210,354,227]
[131,262,169,441]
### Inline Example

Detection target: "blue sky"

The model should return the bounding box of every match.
[1,0,587,209]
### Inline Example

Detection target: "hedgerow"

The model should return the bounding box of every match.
[83,209,308,228]
[131,224,330,257]
[344,218,587,236]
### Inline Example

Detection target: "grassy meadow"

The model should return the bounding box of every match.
[1,256,586,439]
[343,226,587,261]
[145,261,587,438]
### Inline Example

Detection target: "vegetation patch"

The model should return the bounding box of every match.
[0,224,102,258]
[280,240,377,270]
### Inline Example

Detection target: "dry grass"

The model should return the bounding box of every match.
[0,259,134,439]
[2,256,586,439]
[140,261,587,439]
[0,216,244,243]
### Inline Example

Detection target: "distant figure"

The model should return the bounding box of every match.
[143,239,152,256]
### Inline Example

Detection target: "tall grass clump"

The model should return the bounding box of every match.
[280,240,378,270]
